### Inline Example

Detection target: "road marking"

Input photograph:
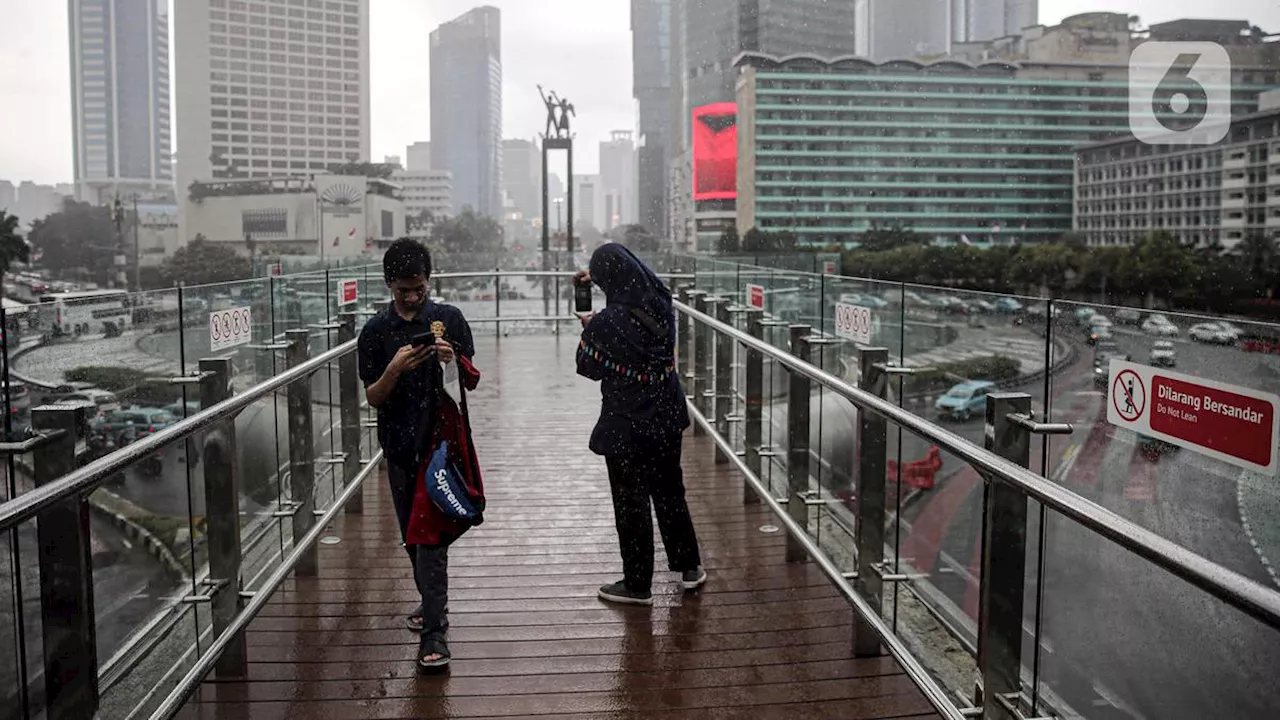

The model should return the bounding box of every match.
[1236,469,1280,589]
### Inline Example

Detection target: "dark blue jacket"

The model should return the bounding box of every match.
[576,244,690,456]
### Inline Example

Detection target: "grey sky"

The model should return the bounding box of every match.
[0,0,1276,185]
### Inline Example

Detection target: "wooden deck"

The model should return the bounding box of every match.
[180,335,941,719]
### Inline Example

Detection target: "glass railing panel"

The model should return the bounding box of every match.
[0,524,28,720]
[1032,507,1280,720]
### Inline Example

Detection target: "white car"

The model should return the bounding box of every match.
[1141,318,1180,336]
[1189,322,1235,344]
[1149,341,1177,367]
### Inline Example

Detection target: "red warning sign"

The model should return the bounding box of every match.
[746,284,765,310]
[1106,359,1279,475]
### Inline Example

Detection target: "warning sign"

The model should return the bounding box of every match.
[834,302,872,344]
[209,306,252,352]
[336,279,359,306]
[1106,359,1280,475]
[823,260,838,275]
[746,284,765,310]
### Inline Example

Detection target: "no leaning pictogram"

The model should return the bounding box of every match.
[1112,369,1146,422]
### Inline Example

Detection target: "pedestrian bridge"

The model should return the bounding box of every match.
[1,262,1279,720]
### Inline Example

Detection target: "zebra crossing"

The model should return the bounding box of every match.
[901,332,1049,375]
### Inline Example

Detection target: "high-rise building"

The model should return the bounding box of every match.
[855,0,1038,61]
[502,139,540,225]
[631,0,672,234]
[953,0,1038,43]
[393,168,453,239]
[0,182,15,215]
[733,16,1280,248]
[406,141,432,172]
[69,0,173,204]
[430,6,503,218]
[669,0,859,249]
[600,131,638,231]
[174,0,371,195]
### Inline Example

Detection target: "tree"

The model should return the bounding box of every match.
[160,239,252,286]
[27,199,114,280]
[0,211,31,300]
[429,208,504,257]
[327,161,396,179]
[716,226,741,253]
[741,227,798,252]
[617,224,659,253]
[1006,243,1080,294]
[1132,230,1194,307]
[856,220,926,253]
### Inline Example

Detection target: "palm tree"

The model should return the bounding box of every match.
[0,210,31,302]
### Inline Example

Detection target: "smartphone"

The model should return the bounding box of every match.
[574,283,592,314]
[410,331,437,347]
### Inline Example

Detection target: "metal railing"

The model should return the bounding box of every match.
[674,292,1280,720]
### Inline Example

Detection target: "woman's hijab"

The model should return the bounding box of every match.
[583,243,674,368]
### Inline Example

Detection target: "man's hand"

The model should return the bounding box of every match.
[434,337,455,364]
[387,344,431,376]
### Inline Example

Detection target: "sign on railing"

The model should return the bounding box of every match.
[834,302,872,344]
[746,284,765,310]
[209,307,253,352]
[336,279,359,306]
[1106,359,1280,475]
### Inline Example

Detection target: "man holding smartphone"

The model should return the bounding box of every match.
[358,238,476,670]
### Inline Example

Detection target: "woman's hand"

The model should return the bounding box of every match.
[573,269,590,286]
[578,312,595,328]
[434,337,455,364]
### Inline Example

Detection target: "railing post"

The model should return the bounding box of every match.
[493,267,502,338]
[786,325,811,563]
[743,308,764,504]
[31,401,98,720]
[978,392,1033,720]
[854,347,890,657]
[702,296,724,448]
[198,357,247,677]
[713,300,733,463]
[286,328,318,576]
[677,286,694,396]
[691,292,710,437]
[337,312,363,514]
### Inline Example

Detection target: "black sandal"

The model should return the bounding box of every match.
[417,633,451,671]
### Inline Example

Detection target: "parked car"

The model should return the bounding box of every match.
[1149,341,1177,367]
[934,380,997,422]
[994,297,1024,313]
[38,382,94,405]
[1189,322,1235,344]
[966,299,997,314]
[838,293,889,310]
[61,389,121,418]
[1115,308,1142,325]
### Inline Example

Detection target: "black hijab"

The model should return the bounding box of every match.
[582,243,674,370]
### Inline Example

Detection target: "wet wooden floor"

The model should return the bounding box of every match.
[180,335,941,719]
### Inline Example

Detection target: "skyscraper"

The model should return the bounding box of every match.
[502,138,540,225]
[631,0,672,233]
[430,6,503,219]
[174,0,371,192]
[599,131,637,231]
[69,0,172,203]
[855,0,1039,61]
[953,0,1038,43]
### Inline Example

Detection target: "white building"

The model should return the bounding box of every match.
[599,130,638,231]
[69,0,174,205]
[406,141,431,172]
[392,169,453,240]
[183,174,403,258]
[174,0,371,201]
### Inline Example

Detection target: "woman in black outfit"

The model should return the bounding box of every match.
[575,243,706,605]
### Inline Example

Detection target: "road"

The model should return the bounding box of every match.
[898,318,1280,719]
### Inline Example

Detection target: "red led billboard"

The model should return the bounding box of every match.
[692,102,737,201]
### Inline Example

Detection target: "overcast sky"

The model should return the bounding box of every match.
[0,0,1276,185]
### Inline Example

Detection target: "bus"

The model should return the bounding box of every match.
[37,290,132,336]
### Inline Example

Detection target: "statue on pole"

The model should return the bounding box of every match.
[538,85,574,139]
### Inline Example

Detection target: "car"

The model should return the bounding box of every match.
[1115,308,1143,325]
[934,380,996,422]
[61,389,121,418]
[994,297,1024,313]
[1086,325,1114,346]
[1074,307,1097,325]
[1149,341,1177,367]
[1189,322,1235,344]
[1141,314,1180,336]
[92,407,177,445]
[838,293,889,310]
[966,299,997,314]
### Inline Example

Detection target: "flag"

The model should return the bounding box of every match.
[332,235,340,247]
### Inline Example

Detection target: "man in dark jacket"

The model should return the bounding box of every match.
[575,243,705,605]
[358,238,475,669]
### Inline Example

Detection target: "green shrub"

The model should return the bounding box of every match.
[64,366,183,406]
[902,355,1022,395]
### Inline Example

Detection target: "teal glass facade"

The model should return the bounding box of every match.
[736,55,1274,246]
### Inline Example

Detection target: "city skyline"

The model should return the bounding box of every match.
[0,0,1278,186]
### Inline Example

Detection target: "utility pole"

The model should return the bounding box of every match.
[131,195,141,291]
[111,196,125,290]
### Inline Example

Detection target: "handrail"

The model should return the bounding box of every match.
[0,337,358,533]
[674,299,1280,633]
[686,400,967,720]
[147,448,385,720]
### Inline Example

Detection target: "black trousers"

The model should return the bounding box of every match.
[605,435,702,592]
[387,461,449,638]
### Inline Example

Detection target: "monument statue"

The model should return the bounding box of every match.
[538,85,574,139]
